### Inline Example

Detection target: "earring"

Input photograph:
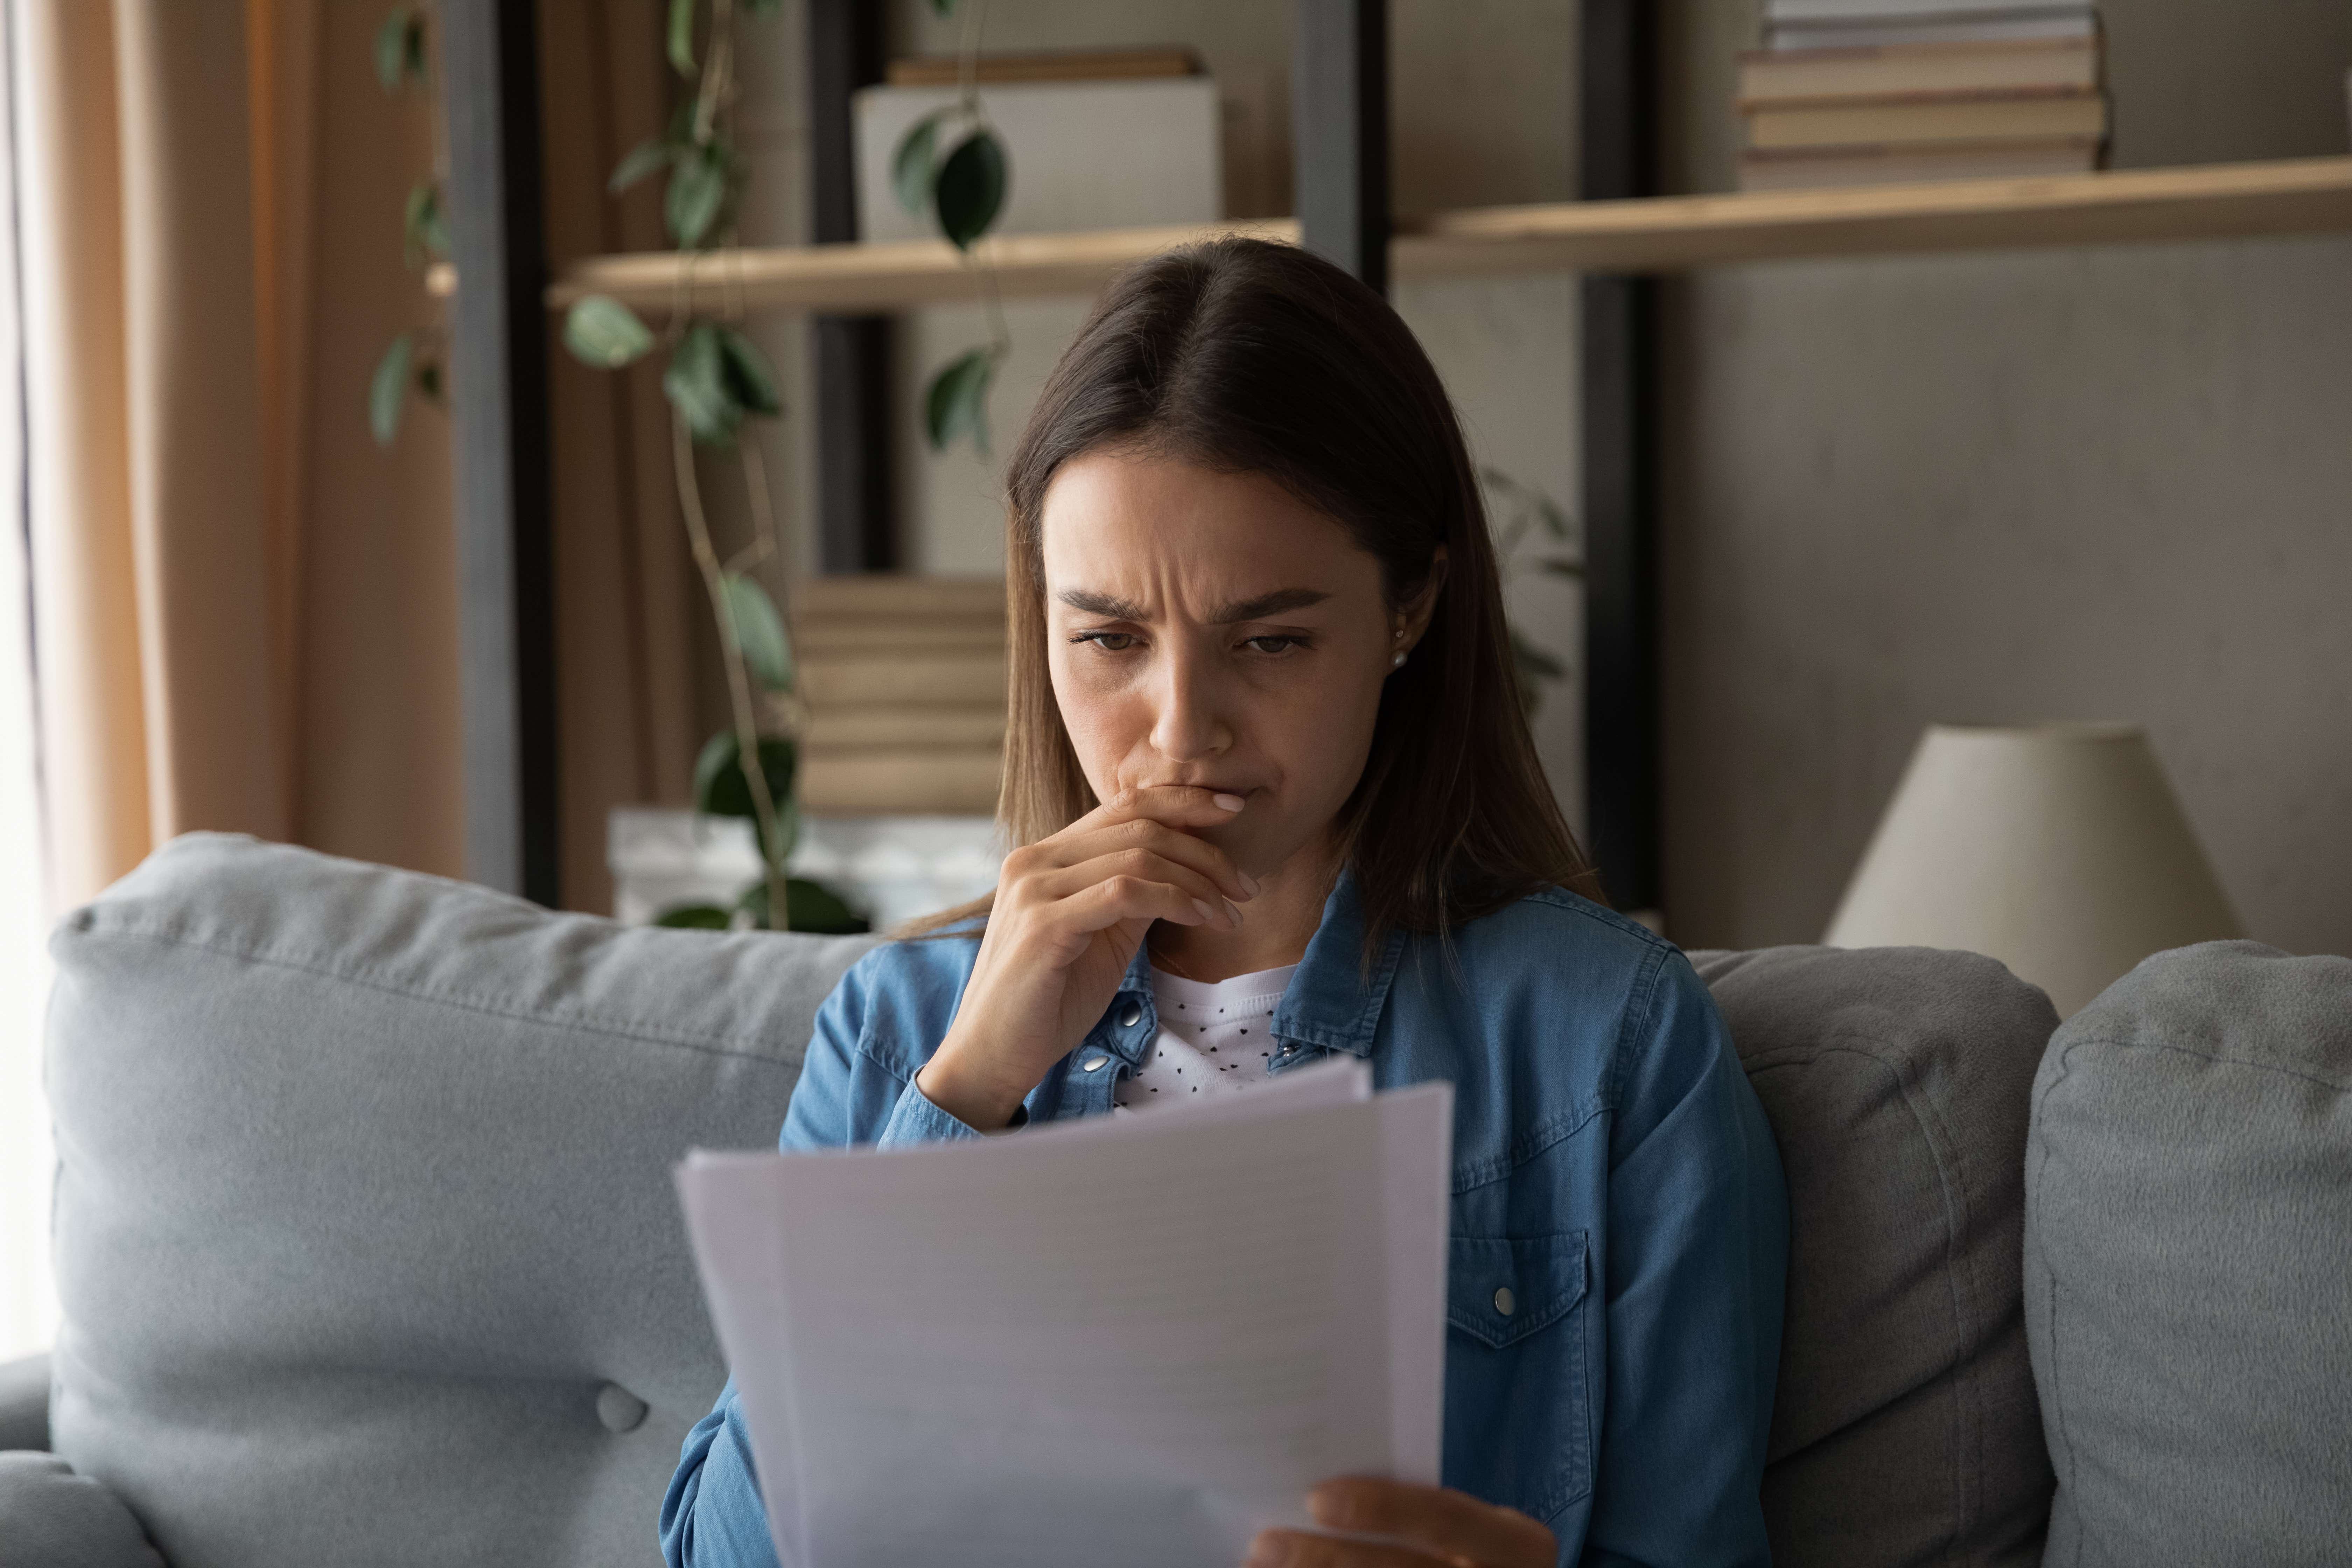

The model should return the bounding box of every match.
[1391,650,1407,668]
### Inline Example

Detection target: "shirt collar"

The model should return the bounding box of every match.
[1110,866,1405,1059]
[1273,867,1405,1057]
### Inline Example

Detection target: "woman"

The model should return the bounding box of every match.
[663,238,1786,1568]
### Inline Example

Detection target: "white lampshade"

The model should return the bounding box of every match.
[1825,723,2241,1017]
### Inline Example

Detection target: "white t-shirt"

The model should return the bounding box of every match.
[1113,962,1300,1113]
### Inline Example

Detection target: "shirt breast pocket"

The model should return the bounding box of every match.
[1443,1230,1593,1524]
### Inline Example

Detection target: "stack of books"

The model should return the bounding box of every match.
[1739,2,2108,191]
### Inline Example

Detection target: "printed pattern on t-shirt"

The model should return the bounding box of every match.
[1112,962,1298,1112]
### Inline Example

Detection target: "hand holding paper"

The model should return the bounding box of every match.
[676,1060,1451,1568]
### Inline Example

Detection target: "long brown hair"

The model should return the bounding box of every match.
[910,237,1601,954]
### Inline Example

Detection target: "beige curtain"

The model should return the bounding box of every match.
[17,0,466,912]
[541,0,705,913]
[19,0,705,916]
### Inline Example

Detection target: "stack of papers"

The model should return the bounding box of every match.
[677,1059,1453,1568]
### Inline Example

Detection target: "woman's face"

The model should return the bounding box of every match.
[1038,447,1429,882]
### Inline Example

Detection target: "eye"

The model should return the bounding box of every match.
[1243,634,1309,655]
[1070,630,1139,653]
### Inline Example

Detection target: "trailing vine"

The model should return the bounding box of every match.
[1480,468,1583,717]
[554,0,860,933]
[896,0,1010,453]
[369,5,448,447]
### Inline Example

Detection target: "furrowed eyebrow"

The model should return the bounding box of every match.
[1056,589,1152,621]
[1052,586,1331,622]
[1211,588,1329,623]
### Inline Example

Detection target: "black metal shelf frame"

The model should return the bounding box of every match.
[442,0,1660,914]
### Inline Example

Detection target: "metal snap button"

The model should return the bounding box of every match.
[1493,1286,1516,1318]
[1081,1055,1109,1072]
[1118,1002,1143,1028]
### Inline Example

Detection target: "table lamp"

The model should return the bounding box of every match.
[1824,723,2241,1017]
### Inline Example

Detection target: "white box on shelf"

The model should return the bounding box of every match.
[854,76,1222,243]
[608,806,1001,932]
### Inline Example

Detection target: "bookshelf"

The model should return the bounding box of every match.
[429,158,2352,315]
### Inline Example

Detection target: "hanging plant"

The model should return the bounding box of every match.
[549,0,858,933]
[370,4,447,447]
[894,0,1012,454]
[1479,467,1584,718]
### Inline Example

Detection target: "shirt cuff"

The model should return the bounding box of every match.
[877,1074,1029,1147]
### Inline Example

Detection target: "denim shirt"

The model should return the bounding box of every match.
[663,874,1787,1568]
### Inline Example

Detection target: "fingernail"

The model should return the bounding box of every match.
[1192,898,1217,924]
[1237,872,1261,897]
[1245,1535,1290,1568]
[1224,899,1243,926]
[1212,792,1245,812]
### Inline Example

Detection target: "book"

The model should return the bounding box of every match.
[885,47,1199,88]
[1738,35,2098,104]
[1766,12,2095,51]
[1738,136,2101,190]
[1764,0,2093,20]
[678,1059,1452,1568]
[1747,89,2107,151]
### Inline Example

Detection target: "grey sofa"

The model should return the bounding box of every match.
[1,834,2345,1567]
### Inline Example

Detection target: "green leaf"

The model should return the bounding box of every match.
[666,0,698,76]
[716,326,782,418]
[692,729,800,861]
[404,180,450,268]
[923,347,995,454]
[403,13,428,85]
[610,135,680,194]
[738,876,869,935]
[370,333,413,446]
[665,140,733,250]
[933,130,1007,249]
[374,8,414,92]
[891,112,944,217]
[653,903,732,930]
[664,323,739,445]
[927,0,959,15]
[720,570,794,692]
[562,295,656,368]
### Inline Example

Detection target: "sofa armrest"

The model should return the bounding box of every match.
[0,1352,49,1451]
[0,1452,164,1567]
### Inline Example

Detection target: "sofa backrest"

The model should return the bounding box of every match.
[46,835,879,1568]
[1693,945,2060,1568]
[2025,940,2352,1567]
[50,836,2084,1568]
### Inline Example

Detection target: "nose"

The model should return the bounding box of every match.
[1148,636,1231,764]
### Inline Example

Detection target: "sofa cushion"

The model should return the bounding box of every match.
[45,834,878,1568]
[1692,946,2059,1568]
[2025,940,2352,1567]
[0,1453,164,1568]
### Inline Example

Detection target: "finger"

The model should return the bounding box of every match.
[1073,784,1248,840]
[1052,817,1255,901]
[1308,1480,1556,1568]
[1243,1528,1450,1568]
[1055,870,1226,938]
[1039,849,1242,929]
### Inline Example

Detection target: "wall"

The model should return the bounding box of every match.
[1656,0,2352,955]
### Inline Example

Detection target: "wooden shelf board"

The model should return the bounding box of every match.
[427,158,2352,315]
[1404,156,2352,275]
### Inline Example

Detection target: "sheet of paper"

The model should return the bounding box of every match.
[676,1061,1451,1568]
